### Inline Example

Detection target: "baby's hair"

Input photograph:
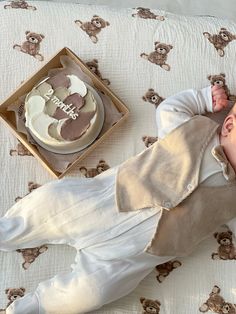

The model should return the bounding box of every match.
[227,102,236,116]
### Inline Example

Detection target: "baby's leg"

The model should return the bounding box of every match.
[0,182,67,251]
[0,176,103,251]
[6,248,168,314]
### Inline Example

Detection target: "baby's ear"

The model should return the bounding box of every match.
[221,114,234,136]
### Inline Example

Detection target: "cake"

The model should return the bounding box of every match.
[24,73,104,154]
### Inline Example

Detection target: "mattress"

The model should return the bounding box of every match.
[1,1,236,313]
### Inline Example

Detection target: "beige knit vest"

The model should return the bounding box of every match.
[145,181,236,256]
[115,115,236,256]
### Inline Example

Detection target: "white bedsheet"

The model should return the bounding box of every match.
[1,2,236,313]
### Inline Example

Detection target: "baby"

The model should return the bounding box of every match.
[1,84,236,314]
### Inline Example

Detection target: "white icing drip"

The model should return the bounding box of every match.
[29,113,59,142]
[25,95,46,128]
[25,95,63,142]
[67,74,87,97]
[48,119,68,141]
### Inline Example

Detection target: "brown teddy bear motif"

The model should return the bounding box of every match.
[141,42,173,71]
[142,136,158,147]
[199,285,236,313]
[132,7,165,21]
[75,15,110,43]
[10,140,32,157]
[16,245,48,269]
[222,303,236,314]
[0,287,25,312]
[86,59,110,85]
[203,28,236,57]
[212,230,236,260]
[142,88,165,108]
[79,160,110,178]
[13,31,45,61]
[4,0,36,10]
[15,181,41,202]
[140,297,161,314]
[208,73,236,102]
[155,260,182,283]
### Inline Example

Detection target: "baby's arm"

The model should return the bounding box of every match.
[156,85,228,139]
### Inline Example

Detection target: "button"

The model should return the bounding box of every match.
[162,201,171,209]
[187,184,193,191]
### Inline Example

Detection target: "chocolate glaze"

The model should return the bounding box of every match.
[45,87,70,117]
[64,93,85,109]
[53,93,85,120]
[60,111,96,141]
[47,73,70,90]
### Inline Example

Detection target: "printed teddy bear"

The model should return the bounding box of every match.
[199,285,236,313]
[16,245,48,269]
[222,303,236,314]
[140,297,161,314]
[132,7,164,20]
[75,15,110,43]
[141,42,173,71]
[15,181,41,202]
[212,230,236,260]
[142,88,165,108]
[208,73,236,101]
[4,0,36,10]
[0,287,25,312]
[80,160,110,178]
[28,181,41,193]
[86,59,110,85]
[142,136,158,147]
[155,260,182,283]
[10,140,32,157]
[13,31,45,61]
[199,285,225,313]
[203,27,236,57]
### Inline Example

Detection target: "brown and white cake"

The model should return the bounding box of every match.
[24,73,104,154]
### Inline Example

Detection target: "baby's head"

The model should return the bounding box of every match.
[220,102,236,171]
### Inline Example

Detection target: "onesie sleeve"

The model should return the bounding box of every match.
[156,86,213,139]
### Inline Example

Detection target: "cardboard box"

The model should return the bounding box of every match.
[0,47,129,178]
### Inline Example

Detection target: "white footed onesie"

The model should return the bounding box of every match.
[0,86,224,314]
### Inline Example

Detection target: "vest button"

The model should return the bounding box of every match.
[187,184,193,191]
[163,201,171,209]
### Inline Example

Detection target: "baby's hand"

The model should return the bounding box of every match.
[211,85,228,112]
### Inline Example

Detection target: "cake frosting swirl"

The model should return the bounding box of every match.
[24,73,104,154]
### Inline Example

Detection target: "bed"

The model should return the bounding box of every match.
[1,1,236,313]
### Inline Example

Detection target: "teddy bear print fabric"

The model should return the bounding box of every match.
[203,28,236,57]
[75,16,110,44]
[199,285,236,313]
[13,31,45,61]
[0,287,26,312]
[1,1,236,313]
[4,0,36,10]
